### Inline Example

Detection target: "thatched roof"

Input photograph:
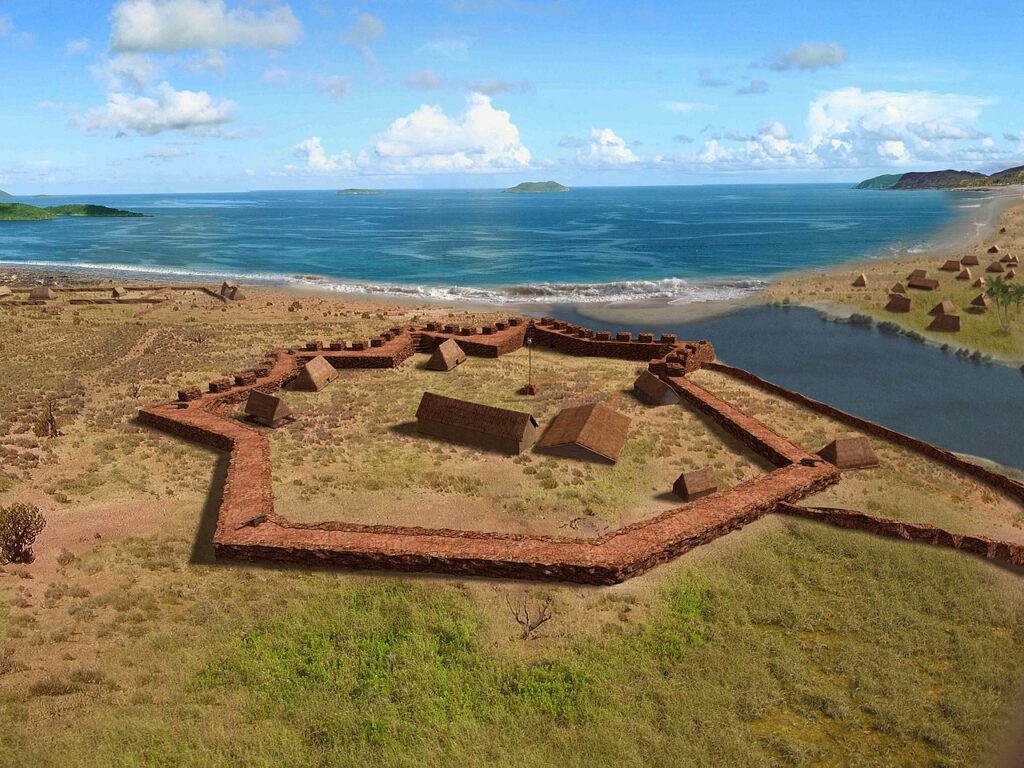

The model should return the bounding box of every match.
[890,282,907,294]
[416,392,538,453]
[244,391,292,427]
[988,245,1000,254]
[425,338,467,372]
[970,293,991,308]
[293,356,338,392]
[907,276,939,291]
[987,261,1006,273]
[929,300,957,316]
[633,370,681,406]
[939,259,961,272]
[956,268,971,281]
[672,467,717,501]
[112,286,128,298]
[973,278,987,288]
[885,294,912,313]
[219,280,237,296]
[907,269,928,280]
[817,437,879,470]
[0,286,11,298]
[961,254,980,266]
[927,313,961,332]
[1008,270,1017,279]
[28,286,57,300]
[852,273,868,287]
[536,402,631,463]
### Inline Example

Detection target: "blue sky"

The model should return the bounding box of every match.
[1,0,1022,193]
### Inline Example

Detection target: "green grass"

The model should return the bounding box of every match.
[4,521,1023,767]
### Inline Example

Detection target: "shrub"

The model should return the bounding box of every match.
[0,503,47,565]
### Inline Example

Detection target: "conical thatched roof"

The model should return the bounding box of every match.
[970,293,991,308]
[929,300,957,316]
[112,286,128,298]
[672,467,717,502]
[633,370,681,406]
[890,281,907,294]
[293,355,338,392]
[425,338,467,372]
[927,313,961,332]
[852,273,868,287]
[244,390,293,427]
[536,402,630,463]
[939,259,961,272]
[987,261,1005,273]
[817,437,879,470]
[956,268,971,281]
[961,254,980,266]
[29,286,57,300]
[885,294,912,313]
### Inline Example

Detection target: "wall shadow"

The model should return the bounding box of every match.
[190,452,230,564]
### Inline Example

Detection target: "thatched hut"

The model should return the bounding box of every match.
[927,313,961,332]
[112,286,128,298]
[988,245,1000,254]
[536,402,630,463]
[415,392,538,454]
[929,300,957,317]
[885,294,912,313]
[672,467,717,502]
[425,338,467,372]
[817,437,879,469]
[1008,269,1017,279]
[973,277,987,289]
[851,273,868,287]
[939,259,961,272]
[970,294,991,310]
[244,391,293,428]
[28,286,57,300]
[987,261,1006,273]
[961,254,980,266]
[219,280,237,297]
[293,356,338,392]
[890,281,907,295]
[907,269,928,280]
[907,275,939,291]
[0,286,11,298]
[633,370,681,406]
[956,268,972,281]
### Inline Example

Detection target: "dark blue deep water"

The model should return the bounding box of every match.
[549,304,1024,469]
[0,185,983,303]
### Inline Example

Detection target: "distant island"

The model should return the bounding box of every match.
[503,181,570,193]
[337,188,383,195]
[0,190,12,199]
[857,165,1024,190]
[0,202,145,221]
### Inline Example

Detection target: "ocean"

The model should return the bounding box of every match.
[0,184,990,303]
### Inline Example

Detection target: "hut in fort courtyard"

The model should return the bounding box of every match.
[112,286,128,298]
[817,436,879,470]
[425,338,467,372]
[415,392,538,454]
[293,355,338,392]
[673,467,717,502]
[536,402,631,463]
[633,370,681,406]
[29,286,57,300]
[244,391,293,428]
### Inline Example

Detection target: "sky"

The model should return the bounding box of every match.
[1,0,1022,193]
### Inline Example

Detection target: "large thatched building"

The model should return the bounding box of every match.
[293,356,338,392]
[415,392,538,454]
[536,402,630,463]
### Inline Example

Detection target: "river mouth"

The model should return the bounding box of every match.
[545,303,1024,470]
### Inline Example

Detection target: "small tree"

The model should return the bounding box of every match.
[0,503,47,565]
[505,594,554,640]
[32,399,60,439]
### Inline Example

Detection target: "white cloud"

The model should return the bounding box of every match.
[767,42,847,71]
[736,79,768,95]
[558,135,585,148]
[469,78,531,95]
[260,67,294,86]
[417,37,471,58]
[288,137,355,174]
[144,147,192,161]
[37,101,65,112]
[93,53,160,90]
[576,128,639,168]
[406,70,444,90]
[66,38,91,55]
[185,50,227,75]
[317,74,350,100]
[343,12,384,61]
[661,100,710,113]
[81,81,235,136]
[372,92,531,172]
[110,0,301,53]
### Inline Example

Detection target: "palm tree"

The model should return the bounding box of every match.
[986,276,1014,331]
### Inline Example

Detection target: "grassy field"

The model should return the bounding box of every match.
[1,281,1023,767]
[764,199,1024,363]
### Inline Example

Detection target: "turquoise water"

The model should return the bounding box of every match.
[0,185,985,303]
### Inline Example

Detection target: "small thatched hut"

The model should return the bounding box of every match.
[536,402,630,463]
[112,286,128,298]
[907,275,939,291]
[956,268,971,281]
[929,300,957,317]
[973,277,987,288]
[425,338,467,372]
[885,294,912,313]
[817,437,879,469]
[927,313,961,332]
[851,273,868,287]
[244,391,293,428]
[29,286,57,300]
[890,281,907,295]
[293,356,338,392]
[970,294,991,310]
[987,261,1006,273]
[0,286,11,298]
[672,467,717,502]
[633,370,681,406]
[415,392,538,454]
[988,245,1001,254]
[939,259,961,272]
[961,254,980,266]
